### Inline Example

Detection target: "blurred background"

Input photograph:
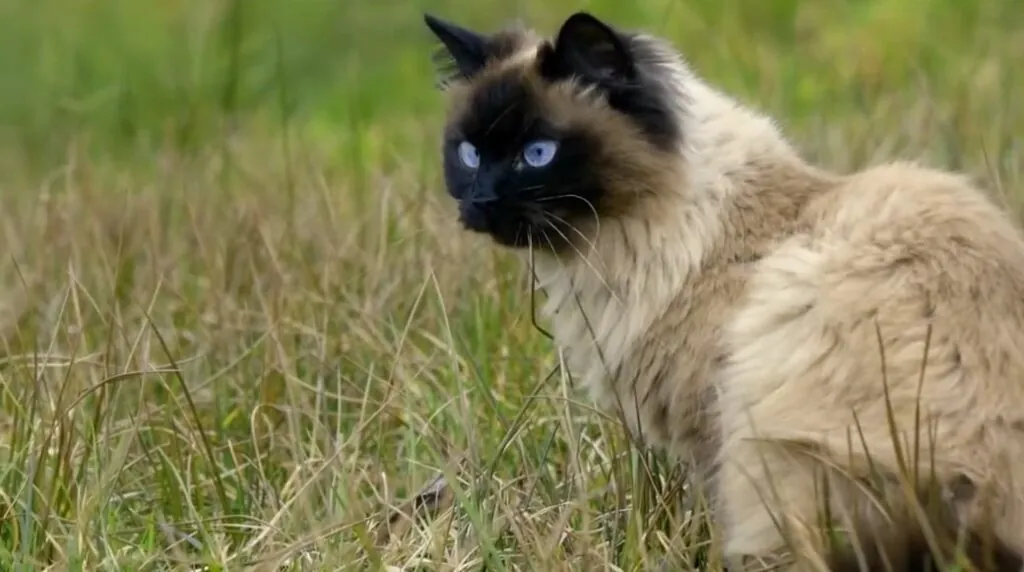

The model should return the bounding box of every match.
[0,0,1022,570]
[3,0,1022,170]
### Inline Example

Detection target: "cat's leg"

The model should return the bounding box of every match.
[713,413,841,571]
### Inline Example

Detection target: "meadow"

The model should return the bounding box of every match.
[1,0,1022,569]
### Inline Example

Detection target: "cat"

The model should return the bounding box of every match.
[423,10,1024,571]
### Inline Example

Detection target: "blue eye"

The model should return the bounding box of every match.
[457,141,480,169]
[522,140,558,168]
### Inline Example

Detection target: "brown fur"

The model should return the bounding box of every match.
[428,13,1024,571]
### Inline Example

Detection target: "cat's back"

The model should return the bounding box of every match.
[719,158,1024,555]
[808,160,1024,258]
[724,158,1024,466]
[795,160,1024,341]
[736,158,1024,384]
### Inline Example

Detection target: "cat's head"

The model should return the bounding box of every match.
[424,12,687,252]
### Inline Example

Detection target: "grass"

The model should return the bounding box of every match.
[0,0,1022,569]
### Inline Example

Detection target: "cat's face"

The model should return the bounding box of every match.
[440,72,606,249]
[425,12,683,252]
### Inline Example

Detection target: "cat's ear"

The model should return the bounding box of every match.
[541,12,636,85]
[424,14,490,86]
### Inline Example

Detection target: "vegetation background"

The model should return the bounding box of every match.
[0,0,1021,569]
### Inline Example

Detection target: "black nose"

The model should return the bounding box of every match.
[468,190,499,206]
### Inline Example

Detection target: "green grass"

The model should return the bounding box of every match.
[0,0,1022,569]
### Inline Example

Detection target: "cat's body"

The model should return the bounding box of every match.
[531,74,833,478]
[424,12,1024,570]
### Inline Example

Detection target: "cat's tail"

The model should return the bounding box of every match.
[821,479,1023,572]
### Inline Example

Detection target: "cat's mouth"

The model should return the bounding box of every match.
[458,200,563,249]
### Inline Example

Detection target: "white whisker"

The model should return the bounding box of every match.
[537,211,619,303]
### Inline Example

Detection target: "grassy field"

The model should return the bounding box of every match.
[1,0,1023,570]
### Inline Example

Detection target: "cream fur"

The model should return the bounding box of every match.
[524,37,1024,569]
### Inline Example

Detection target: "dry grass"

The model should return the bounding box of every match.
[2,0,1024,570]
[0,132,706,570]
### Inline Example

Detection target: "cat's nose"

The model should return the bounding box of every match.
[468,177,500,206]
[469,190,499,206]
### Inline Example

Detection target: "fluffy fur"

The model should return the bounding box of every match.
[424,11,1024,571]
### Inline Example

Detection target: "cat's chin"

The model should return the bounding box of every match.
[459,218,576,252]
[458,219,538,250]
[456,203,554,250]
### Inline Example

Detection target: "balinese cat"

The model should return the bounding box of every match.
[424,11,1024,571]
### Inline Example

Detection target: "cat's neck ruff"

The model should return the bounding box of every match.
[528,53,797,398]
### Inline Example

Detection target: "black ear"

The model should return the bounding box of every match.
[424,14,490,84]
[542,12,636,85]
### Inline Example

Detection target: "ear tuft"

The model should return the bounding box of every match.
[424,13,490,88]
[542,12,636,85]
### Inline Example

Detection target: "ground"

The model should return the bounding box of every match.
[0,0,1022,570]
